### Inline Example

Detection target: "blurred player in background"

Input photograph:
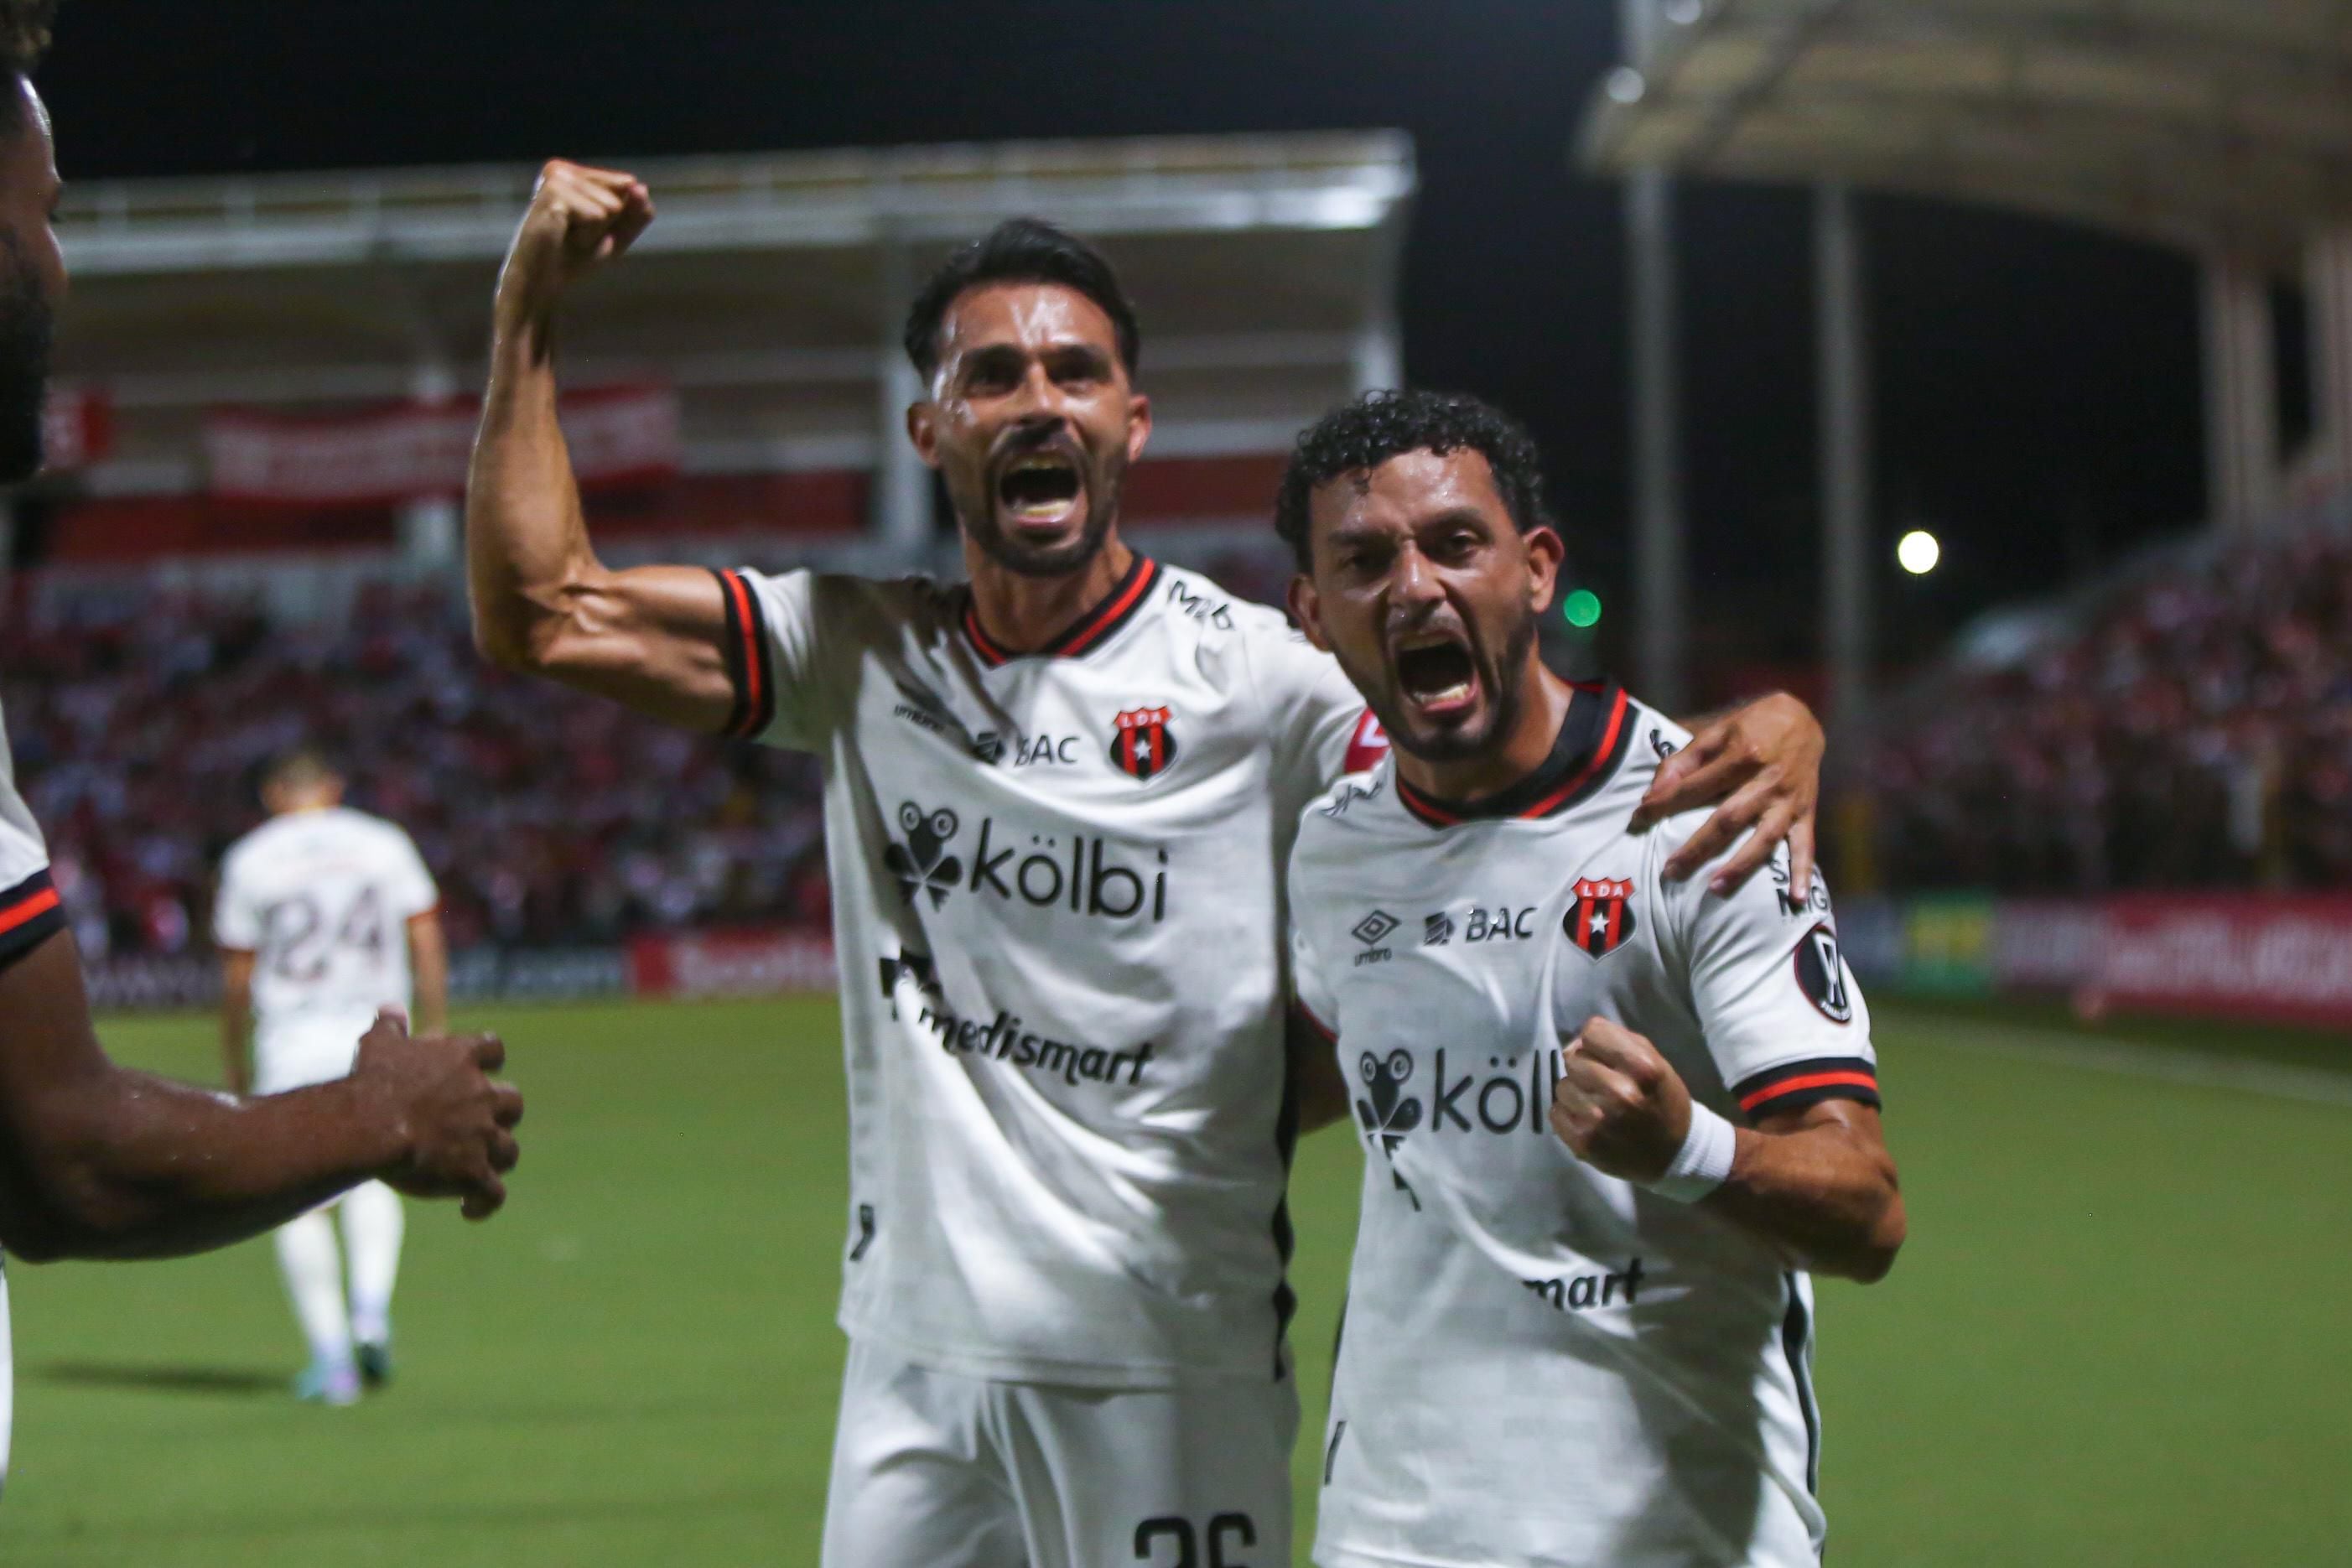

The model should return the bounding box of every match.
[216,751,446,1405]
[1281,392,1903,1568]
[0,0,522,1496]
[467,161,1825,1565]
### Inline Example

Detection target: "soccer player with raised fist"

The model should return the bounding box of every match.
[470,159,1831,1563]
[1282,390,1904,1568]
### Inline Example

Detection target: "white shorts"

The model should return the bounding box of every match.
[822,1338,1297,1568]
[253,1012,376,1096]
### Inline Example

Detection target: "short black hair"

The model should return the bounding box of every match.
[0,0,52,138]
[901,218,1141,382]
[1275,389,1556,572]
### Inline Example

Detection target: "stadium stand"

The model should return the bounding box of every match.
[1857,522,2352,895]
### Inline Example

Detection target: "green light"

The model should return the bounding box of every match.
[1563,589,1603,630]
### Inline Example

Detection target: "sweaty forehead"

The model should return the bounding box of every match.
[937,282,1119,361]
[1308,448,1505,536]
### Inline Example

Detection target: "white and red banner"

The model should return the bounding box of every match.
[2090,894,2352,1030]
[204,383,680,506]
[627,927,839,999]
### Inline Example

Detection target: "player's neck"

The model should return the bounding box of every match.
[1394,664,1575,805]
[962,532,1137,654]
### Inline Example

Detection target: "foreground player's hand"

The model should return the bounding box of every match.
[1550,1018,1692,1186]
[494,159,656,334]
[1630,693,1822,896]
[350,1008,524,1221]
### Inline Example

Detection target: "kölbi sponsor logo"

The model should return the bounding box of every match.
[1357,1044,1568,1145]
[882,799,1169,923]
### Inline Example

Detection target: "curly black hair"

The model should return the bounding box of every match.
[1274,389,1555,573]
[901,217,1141,382]
[0,0,55,138]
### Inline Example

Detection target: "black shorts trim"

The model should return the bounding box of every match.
[0,868,68,973]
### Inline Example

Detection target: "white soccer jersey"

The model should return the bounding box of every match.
[1289,686,1879,1568]
[214,807,439,1091]
[0,698,65,1500]
[719,553,1378,1386]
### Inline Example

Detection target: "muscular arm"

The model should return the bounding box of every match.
[1552,1018,1903,1285]
[0,932,522,1263]
[407,911,449,1038]
[466,161,739,731]
[1709,1099,1904,1283]
[219,948,255,1095]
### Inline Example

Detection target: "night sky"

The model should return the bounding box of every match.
[36,1,2210,688]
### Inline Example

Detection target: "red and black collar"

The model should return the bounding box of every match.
[1394,682,1633,828]
[962,554,1160,669]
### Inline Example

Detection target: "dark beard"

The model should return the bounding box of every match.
[0,231,53,485]
[1367,605,1540,766]
[958,455,1126,579]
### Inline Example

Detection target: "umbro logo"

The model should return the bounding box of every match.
[1352,910,1400,947]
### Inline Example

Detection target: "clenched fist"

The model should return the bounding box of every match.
[348,1007,524,1221]
[493,159,655,337]
[1549,1017,1692,1186]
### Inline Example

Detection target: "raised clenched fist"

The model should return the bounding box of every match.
[493,159,655,335]
[1548,1016,1691,1186]
[348,1007,525,1221]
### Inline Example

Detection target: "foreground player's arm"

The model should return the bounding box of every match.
[0,931,524,1263]
[1551,1018,1903,1283]
[1633,693,1825,896]
[467,160,740,731]
[219,947,256,1096]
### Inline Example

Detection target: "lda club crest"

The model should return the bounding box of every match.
[1565,877,1638,959]
[1109,705,1178,781]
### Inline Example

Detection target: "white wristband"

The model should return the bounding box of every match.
[1647,1102,1737,1203]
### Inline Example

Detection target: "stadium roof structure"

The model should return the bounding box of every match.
[50,132,1415,553]
[1578,0,2352,267]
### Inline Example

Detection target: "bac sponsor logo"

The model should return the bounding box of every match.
[1523,1259,1647,1314]
[1794,921,1853,1023]
[882,799,1170,924]
[1108,705,1178,781]
[1565,878,1638,959]
[972,730,1084,767]
[1441,905,1542,943]
[1422,911,1454,947]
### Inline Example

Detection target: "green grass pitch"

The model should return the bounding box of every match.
[2,997,2348,1565]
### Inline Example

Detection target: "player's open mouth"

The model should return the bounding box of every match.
[997,452,1085,532]
[1393,631,1480,719]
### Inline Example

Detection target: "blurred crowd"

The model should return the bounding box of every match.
[0,584,829,958]
[1859,527,2352,893]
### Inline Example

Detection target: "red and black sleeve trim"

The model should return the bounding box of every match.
[0,869,68,972]
[1734,1057,1881,1121]
[711,569,777,741]
[962,555,1160,668]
